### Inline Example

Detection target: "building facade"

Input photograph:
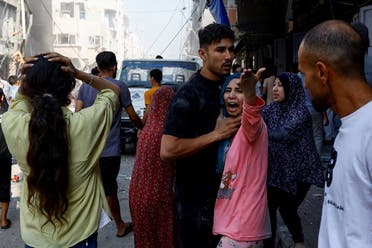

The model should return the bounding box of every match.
[51,0,126,70]
[187,0,371,72]
[0,0,32,77]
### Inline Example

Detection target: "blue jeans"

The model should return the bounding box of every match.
[25,231,98,248]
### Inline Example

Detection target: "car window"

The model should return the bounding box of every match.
[119,60,199,87]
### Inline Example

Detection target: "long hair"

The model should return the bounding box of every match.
[21,56,75,228]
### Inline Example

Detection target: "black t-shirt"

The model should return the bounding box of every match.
[164,71,223,202]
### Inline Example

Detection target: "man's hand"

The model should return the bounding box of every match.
[214,112,241,140]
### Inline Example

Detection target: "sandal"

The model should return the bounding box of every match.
[1,219,11,229]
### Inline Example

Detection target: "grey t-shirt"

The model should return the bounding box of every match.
[77,77,131,157]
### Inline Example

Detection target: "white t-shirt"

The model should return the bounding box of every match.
[318,101,372,248]
[9,85,19,100]
[0,79,11,104]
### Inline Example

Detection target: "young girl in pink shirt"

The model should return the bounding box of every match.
[213,69,271,248]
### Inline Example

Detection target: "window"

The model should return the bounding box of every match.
[60,2,74,18]
[54,34,77,45]
[88,36,103,46]
[104,9,116,29]
[119,60,200,87]
[76,2,85,20]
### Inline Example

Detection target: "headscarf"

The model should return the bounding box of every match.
[216,73,240,173]
[262,72,324,194]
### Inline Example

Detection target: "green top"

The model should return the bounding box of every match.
[2,90,118,248]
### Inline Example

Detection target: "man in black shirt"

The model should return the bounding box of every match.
[161,23,241,248]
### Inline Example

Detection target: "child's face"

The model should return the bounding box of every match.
[223,78,244,117]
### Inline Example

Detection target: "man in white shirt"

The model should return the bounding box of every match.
[298,20,372,248]
[6,75,19,103]
[0,69,10,111]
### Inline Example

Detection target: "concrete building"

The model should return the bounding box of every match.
[0,0,32,77]
[50,0,126,70]
[183,0,237,62]
[1,0,129,74]
[233,0,372,72]
[189,0,372,72]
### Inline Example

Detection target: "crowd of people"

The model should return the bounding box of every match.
[0,19,371,248]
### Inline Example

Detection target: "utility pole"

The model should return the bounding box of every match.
[184,0,206,60]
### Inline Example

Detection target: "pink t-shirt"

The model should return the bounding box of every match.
[213,97,271,241]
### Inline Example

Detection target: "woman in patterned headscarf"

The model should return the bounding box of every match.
[262,72,324,248]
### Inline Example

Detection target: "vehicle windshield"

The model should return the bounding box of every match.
[119,60,199,88]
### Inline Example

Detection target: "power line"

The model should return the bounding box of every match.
[145,0,183,55]
[125,6,192,14]
[160,4,199,56]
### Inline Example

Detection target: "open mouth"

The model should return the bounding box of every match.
[226,102,240,111]
[227,102,239,108]
[223,63,231,70]
[226,101,241,116]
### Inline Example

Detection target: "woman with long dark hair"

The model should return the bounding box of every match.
[2,53,120,248]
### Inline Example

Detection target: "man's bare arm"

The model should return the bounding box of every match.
[75,99,83,112]
[160,115,241,161]
[125,104,144,130]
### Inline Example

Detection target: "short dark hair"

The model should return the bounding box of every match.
[150,69,162,83]
[96,51,117,70]
[8,75,18,85]
[91,66,99,76]
[302,20,365,77]
[198,23,235,49]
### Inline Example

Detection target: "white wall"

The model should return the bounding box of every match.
[52,0,125,69]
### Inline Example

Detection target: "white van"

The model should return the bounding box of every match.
[118,59,200,151]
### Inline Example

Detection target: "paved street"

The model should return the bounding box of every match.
[277,144,331,248]
[0,150,136,248]
[0,144,331,248]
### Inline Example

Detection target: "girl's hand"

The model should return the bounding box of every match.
[20,55,39,75]
[240,68,266,105]
[20,52,78,78]
[43,52,77,76]
[19,55,39,92]
[240,67,266,91]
